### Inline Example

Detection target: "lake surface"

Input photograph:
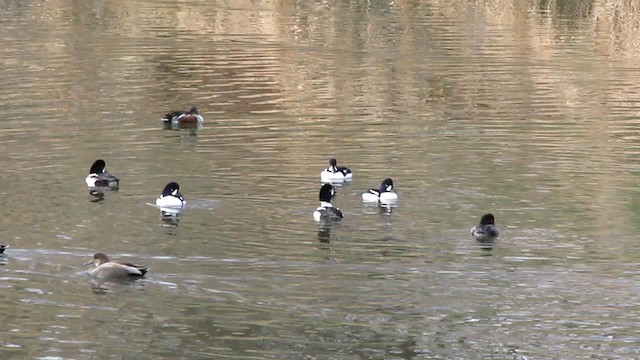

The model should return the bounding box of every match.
[1,0,640,358]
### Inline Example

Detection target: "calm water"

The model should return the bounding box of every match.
[1,0,640,358]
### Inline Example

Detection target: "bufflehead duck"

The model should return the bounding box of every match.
[362,178,398,203]
[85,159,120,189]
[313,183,344,221]
[162,106,204,129]
[320,158,353,183]
[471,213,499,243]
[156,182,186,208]
[0,243,8,254]
[85,253,148,280]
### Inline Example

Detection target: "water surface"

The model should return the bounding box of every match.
[1,0,640,359]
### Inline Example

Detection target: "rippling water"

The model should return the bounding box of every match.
[2,0,640,358]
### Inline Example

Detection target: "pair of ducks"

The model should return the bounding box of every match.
[313,180,398,221]
[314,158,399,221]
[320,158,399,203]
[85,159,186,208]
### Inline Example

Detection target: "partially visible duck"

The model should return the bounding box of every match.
[320,158,353,183]
[85,159,119,189]
[0,243,8,254]
[471,213,499,243]
[313,183,344,221]
[162,106,203,129]
[156,182,186,208]
[362,178,398,204]
[85,253,148,280]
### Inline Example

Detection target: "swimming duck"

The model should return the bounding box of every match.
[85,159,119,189]
[0,243,8,254]
[320,158,353,183]
[156,182,186,208]
[313,183,344,221]
[162,106,203,129]
[85,253,148,280]
[362,178,398,203]
[471,213,499,243]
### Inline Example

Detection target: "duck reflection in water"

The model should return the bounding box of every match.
[90,278,148,294]
[88,186,122,202]
[159,207,182,234]
[317,220,335,243]
[88,189,106,202]
[171,128,199,138]
[362,202,396,216]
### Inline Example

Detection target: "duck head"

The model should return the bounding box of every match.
[479,213,495,226]
[319,183,336,202]
[89,159,106,174]
[162,182,181,197]
[380,178,394,192]
[86,252,110,266]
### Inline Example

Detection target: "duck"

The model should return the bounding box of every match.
[362,178,398,203]
[85,159,119,189]
[0,243,8,254]
[320,158,353,183]
[156,182,186,208]
[162,106,204,129]
[313,183,344,221]
[85,253,148,280]
[471,213,499,243]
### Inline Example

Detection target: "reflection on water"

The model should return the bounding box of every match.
[362,202,396,216]
[161,117,203,135]
[87,190,105,203]
[316,222,334,243]
[1,0,640,358]
[476,238,497,252]
[90,277,149,295]
[159,208,182,235]
[87,187,120,202]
